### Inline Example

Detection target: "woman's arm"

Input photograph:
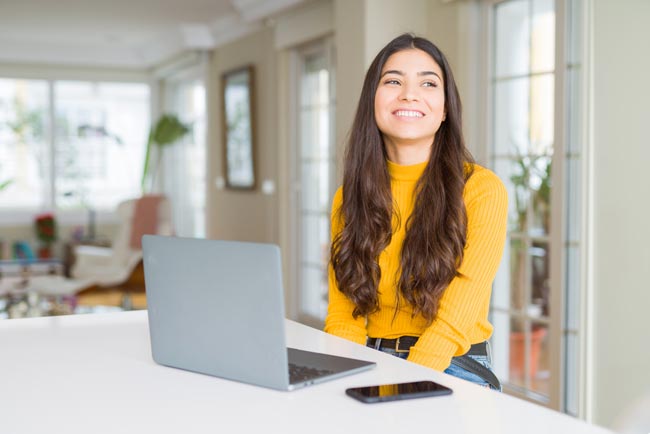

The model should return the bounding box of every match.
[407,167,509,370]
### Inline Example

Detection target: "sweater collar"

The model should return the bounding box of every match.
[387,159,428,182]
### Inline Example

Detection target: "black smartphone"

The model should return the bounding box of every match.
[345,380,453,403]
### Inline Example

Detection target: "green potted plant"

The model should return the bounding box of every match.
[140,114,191,193]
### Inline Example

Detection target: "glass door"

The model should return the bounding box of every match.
[489,0,556,401]
[487,0,585,413]
[293,39,335,327]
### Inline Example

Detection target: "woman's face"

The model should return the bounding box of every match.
[374,48,446,154]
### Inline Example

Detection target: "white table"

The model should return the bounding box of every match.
[0,311,612,434]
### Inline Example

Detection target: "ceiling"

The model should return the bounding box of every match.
[0,0,306,69]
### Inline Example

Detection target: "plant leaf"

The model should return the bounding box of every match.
[0,179,13,191]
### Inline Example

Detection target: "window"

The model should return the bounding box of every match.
[161,75,207,238]
[0,77,150,220]
[0,78,49,211]
[486,0,585,413]
[55,81,150,211]
[490,0,556,401]
[292,39,336,326]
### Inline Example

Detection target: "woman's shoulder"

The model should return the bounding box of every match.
[330,186,344,215]
[463,163,508,203]
[332,186,343,206]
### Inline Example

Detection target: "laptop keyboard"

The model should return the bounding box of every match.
[288,363,334,384]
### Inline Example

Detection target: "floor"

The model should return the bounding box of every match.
[77,290,147,311]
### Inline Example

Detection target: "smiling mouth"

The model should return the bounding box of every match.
[393,110,424,118]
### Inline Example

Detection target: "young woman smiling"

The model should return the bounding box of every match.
[324,34,508,390]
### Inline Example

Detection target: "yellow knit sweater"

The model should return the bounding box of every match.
[324,160,508,371]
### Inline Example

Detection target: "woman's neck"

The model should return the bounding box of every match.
[384,137,432,165]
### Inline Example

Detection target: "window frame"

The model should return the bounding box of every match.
[480,0,584,412]
[159,61,208,238]
[288,36,336,328]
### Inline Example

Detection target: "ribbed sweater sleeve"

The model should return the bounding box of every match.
[407,168,508,370]
[323,187,367,345]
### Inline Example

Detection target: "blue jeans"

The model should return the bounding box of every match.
[367,341,501,391]
[444,354,500,390]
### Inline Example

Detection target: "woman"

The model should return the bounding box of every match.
[324,34,508,390]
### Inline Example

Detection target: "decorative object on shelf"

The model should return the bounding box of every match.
[12,241,35,260]
[34,213,58,259]
[0,239,9,260]
[221,65,256,190]
[141,114,191,193]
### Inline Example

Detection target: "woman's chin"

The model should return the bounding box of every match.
[386,134,435,146]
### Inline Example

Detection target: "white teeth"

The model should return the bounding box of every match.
[394,110,423,118]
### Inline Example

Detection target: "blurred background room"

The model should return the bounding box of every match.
[0,0,648,432]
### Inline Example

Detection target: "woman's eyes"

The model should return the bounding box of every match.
[383,79,438,88]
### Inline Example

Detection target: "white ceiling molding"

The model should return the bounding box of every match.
[151,50,204,79]
[181,24,216,49]
[230,0,306,23]
[209,13,264,48]
[0,0,308,69]
[274,0,333,50]
[0,60,150,83]
[136,29,186,68]
[0,37,145,69]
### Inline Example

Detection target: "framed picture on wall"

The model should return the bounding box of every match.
[221,65,256,190]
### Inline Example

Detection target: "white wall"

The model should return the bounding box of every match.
[426,0,483,162]
[332,0,430,182]
[591,0,650,428]
[364,0,429,67]
[333,0,367,182]
[206,27,279,243]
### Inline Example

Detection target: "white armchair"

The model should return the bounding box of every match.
[72,195,172,307]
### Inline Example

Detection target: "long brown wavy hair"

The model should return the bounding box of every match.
[330,33,474,324]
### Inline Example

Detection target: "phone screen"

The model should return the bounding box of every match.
[346,380,452,403]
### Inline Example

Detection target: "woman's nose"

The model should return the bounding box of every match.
[399,83,419,101]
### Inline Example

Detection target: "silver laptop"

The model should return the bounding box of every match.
[142,235,375,391]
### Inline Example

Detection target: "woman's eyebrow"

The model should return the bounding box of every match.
[419,71,442,80]
[381,69,404,77]
[380,70,442,80]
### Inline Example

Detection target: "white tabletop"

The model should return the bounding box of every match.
[0,311,611,434]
